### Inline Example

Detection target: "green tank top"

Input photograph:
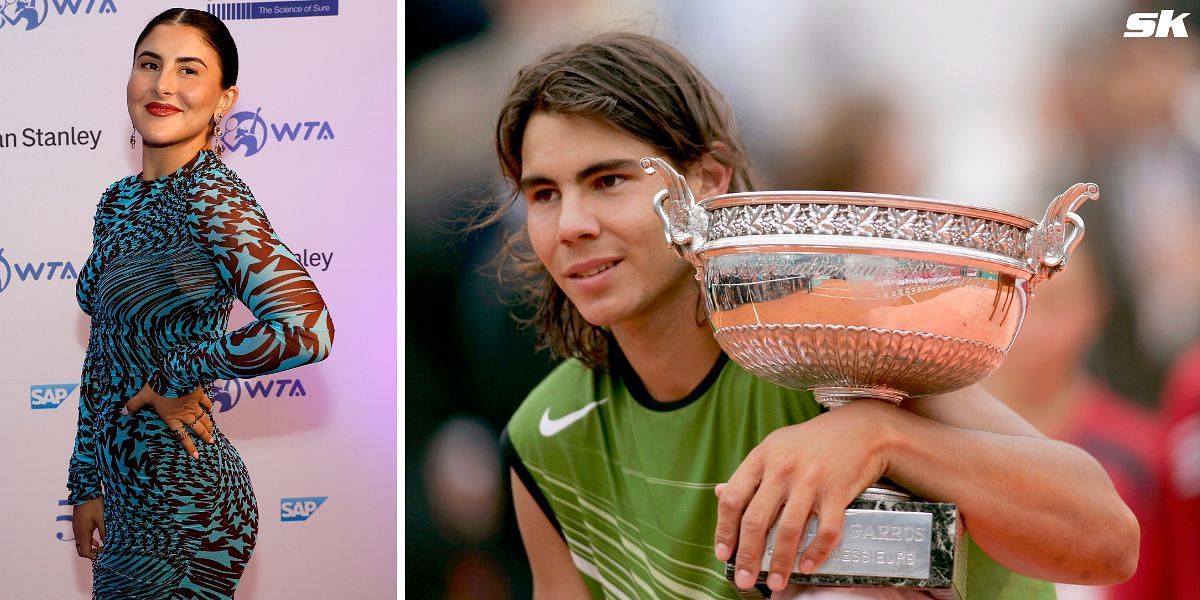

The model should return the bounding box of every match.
[503,353,1055,599]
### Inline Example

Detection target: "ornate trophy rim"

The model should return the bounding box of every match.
[640,156,1098,289]
[701,190,1038,229]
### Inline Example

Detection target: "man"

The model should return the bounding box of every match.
[493,32,1137,598]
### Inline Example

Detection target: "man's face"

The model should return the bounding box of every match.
[519,112,698,329]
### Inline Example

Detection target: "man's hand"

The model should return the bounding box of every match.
[72,497,104,560]
[124,383,215,459]
[714,400,896,592]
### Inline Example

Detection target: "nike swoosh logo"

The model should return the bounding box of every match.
[539,398,609,437]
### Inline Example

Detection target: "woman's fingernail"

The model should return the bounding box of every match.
[716,542,730,561]
[767,573,784,590]
[192,451,199,459]
[735,568,755,589]
[800,558,816,574]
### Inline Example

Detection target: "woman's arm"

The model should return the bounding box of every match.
[715,384,1138,592]
[511,470,591,599]
[146,169,334,397]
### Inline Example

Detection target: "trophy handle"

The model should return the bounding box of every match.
[641,157,708,272]
[1026,182,1099,290]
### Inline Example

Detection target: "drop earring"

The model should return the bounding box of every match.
[212,114,224,158]
[129,123,136,149]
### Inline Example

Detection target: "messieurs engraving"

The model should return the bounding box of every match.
[762,509,934,579]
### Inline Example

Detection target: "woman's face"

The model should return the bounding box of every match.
[127,24,236,152]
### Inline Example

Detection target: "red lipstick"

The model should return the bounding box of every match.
[145,102,182,117]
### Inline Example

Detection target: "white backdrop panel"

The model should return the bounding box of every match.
[0,1,396,598]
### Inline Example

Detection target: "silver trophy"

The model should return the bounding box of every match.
[642,157,1096,594]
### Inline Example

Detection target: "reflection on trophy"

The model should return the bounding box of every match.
[642,157,1097,594]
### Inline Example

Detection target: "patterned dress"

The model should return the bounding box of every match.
[67,150,334,599]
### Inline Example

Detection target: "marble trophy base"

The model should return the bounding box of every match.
[726,487,962,593]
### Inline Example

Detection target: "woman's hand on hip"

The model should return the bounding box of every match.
[72,497,104,560]
[124,383,215,458]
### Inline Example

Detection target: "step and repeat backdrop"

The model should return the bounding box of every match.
[0,1,396,597]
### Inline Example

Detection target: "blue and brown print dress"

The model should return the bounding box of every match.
[67,150,334,599]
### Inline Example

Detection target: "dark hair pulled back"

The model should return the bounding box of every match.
[135,8,239,89]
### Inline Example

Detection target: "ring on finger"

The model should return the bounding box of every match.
[173,427,187,440]
[187,414,203,428]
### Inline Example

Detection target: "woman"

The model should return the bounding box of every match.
[67,8,334,598]
[492,33,1136,598]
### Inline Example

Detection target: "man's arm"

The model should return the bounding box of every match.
[511,470,591,599]
[715,384,1139,592]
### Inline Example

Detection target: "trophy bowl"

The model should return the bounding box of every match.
[641,157,1097,409]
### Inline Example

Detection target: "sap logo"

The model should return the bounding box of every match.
[220,107,335,158]
[281,496,327,522]
[0,247,78,295]
[31,383,78,409]
[212,376,308,412]
[1125,10,1190,38]
[0,0,117,32]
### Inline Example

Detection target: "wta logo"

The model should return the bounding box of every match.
[0,247,79,295]
[0,0,116,33]
[212,375,309,412]
[281,496,327,522]
[220,107,335,158]
[0,248,9,293]
[55,499,75,541]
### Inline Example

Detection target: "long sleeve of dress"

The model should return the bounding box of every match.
[145,170,334,397]
[67,187,117,505]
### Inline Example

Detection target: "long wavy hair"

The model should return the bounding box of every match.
[487,32,757,369]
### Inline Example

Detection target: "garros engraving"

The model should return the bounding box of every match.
[762,510,934,579]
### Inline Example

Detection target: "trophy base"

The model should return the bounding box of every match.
[727,485,961,595]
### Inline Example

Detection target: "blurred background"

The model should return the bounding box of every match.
[404,0,1200,598]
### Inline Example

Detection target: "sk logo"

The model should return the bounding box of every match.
[1125,10,1191,38]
